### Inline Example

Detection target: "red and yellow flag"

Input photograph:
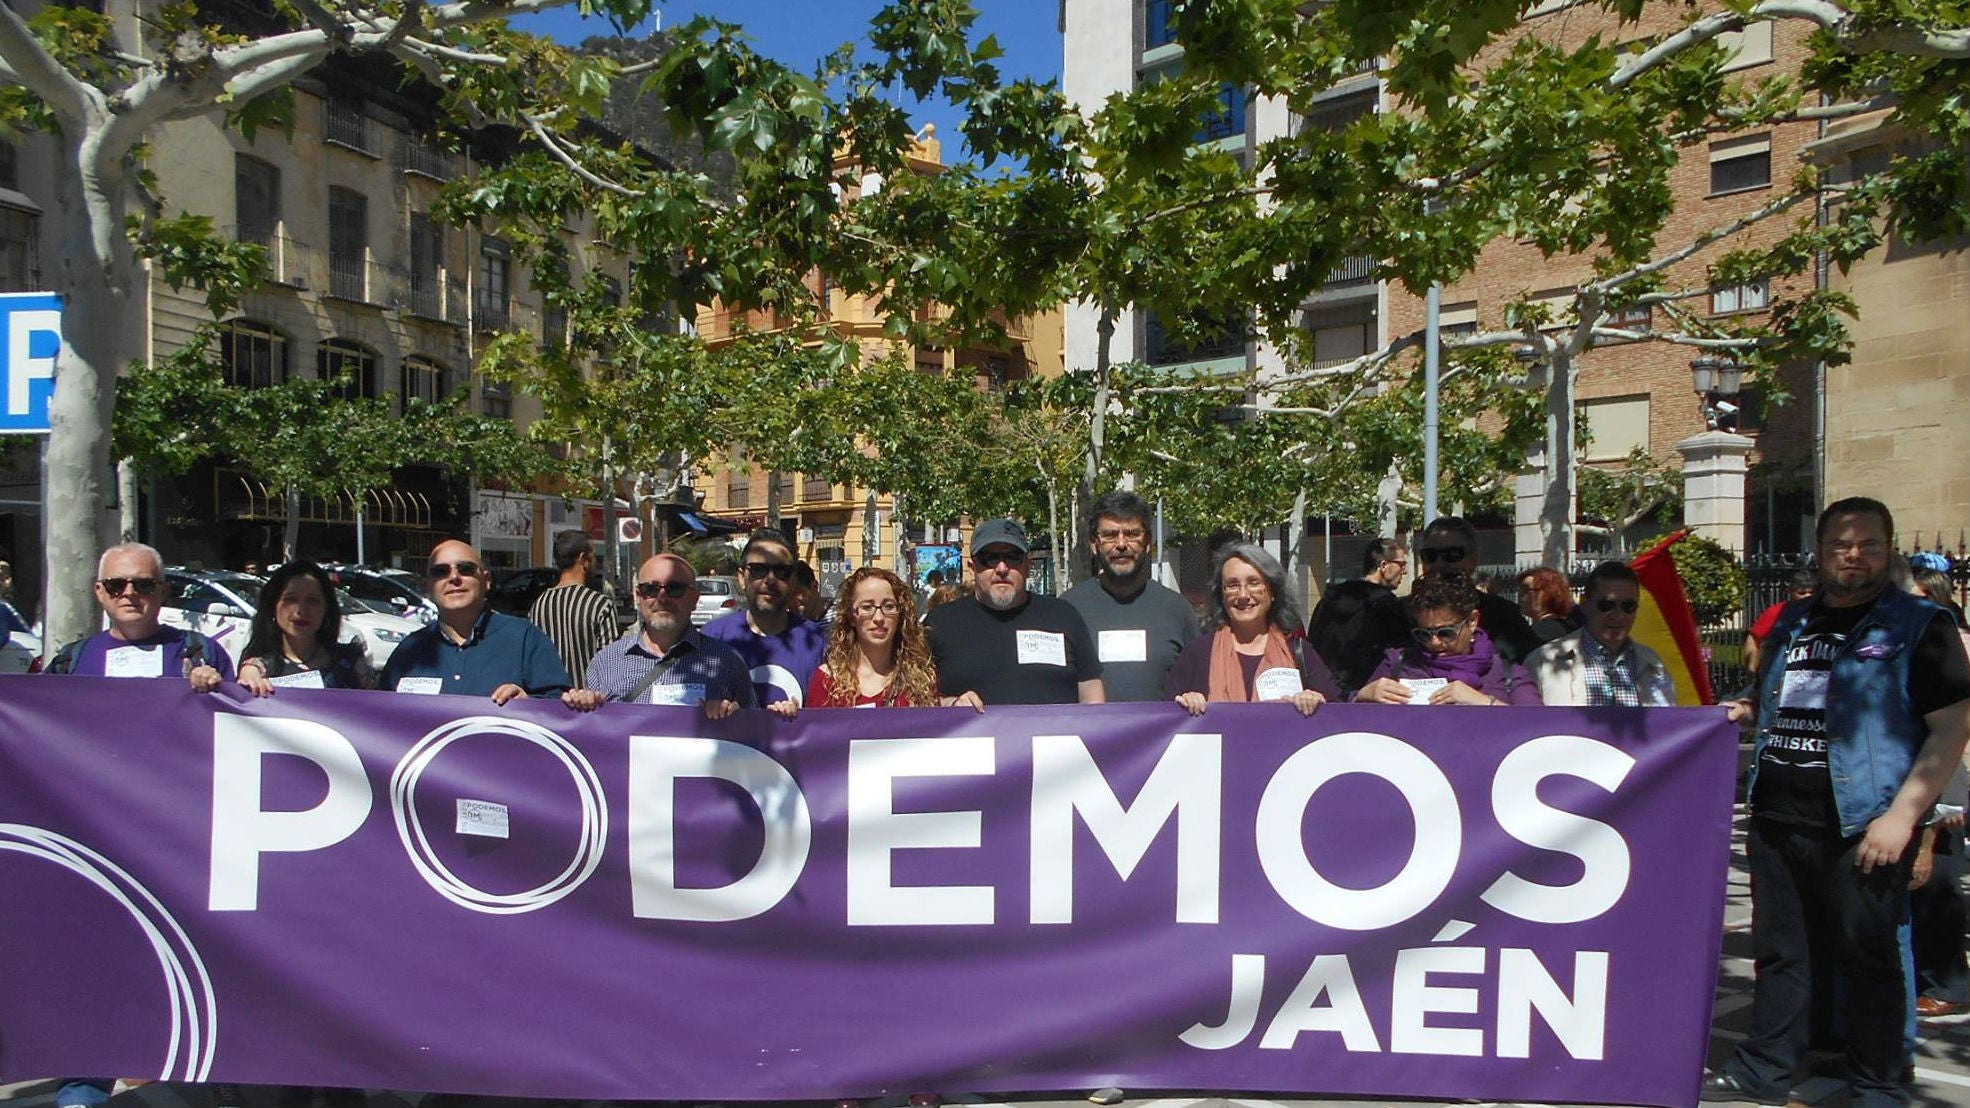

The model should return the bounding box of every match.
[1628,528,1715,705]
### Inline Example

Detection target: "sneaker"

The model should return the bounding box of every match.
[1700,1069,1788,1105]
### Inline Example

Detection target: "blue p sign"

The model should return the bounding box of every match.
[0,292,62,434]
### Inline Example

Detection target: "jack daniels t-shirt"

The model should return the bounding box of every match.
[1752,595,1970,828]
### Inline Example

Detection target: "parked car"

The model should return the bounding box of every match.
[326,564,437,625]
[1,627,41,673]
[158,569,421,670]
[489,567,561,618]
[692,575,741,627]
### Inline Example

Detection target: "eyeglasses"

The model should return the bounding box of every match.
[1411,617,1472,644]
[636,581,692,600]
[852,600,901,619]
[98,576,161,597]
[1595,598,1640,614]
[974,549,1025,570]
[1419,546,1467,564]
[743,562,795,581]
[428,561,482,580]
[1826,540,1887,557]
[1095,528,1147,545]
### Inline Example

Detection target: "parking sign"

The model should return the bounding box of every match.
[0,292,62,434]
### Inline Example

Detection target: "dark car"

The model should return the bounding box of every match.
[489,567,562,617]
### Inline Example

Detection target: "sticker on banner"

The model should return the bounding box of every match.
[1098,629,1147,663]
[396,677,444,695]
[269,670,325,689]
[1016,630,1066,667]
[649,683,706,706]
[456,799,510,839]
[1253,667,1303,702]
[104,646,164,678]
[1404,677,1447,704]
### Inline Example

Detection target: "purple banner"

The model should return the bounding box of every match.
[0,677,1737,1106]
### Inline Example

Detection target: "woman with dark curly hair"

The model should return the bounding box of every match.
[1355,573,1540,706]
[236,561,372,694]
[1516,565,1579,644]
[806,566,939,707]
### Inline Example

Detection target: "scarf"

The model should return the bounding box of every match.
[1207,626,1299,702]
[1399,628,1497,689]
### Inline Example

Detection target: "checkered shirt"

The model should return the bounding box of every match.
[1579,633,1643,708]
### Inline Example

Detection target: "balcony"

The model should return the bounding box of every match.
[802,476,836,503]
[474,292,511,332]
[328,250,373,302]
[323,100,375,156]
[1324,254,1376,288]
[398,137,459,181]
[397,268,466,325]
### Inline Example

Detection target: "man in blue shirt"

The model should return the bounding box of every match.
[701,528,828,708]
[380,539,571,702]
[564,553,755,717]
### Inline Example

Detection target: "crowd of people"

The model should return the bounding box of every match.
[25,492,1970,1108]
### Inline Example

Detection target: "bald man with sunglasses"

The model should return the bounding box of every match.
[379,539,571,703]
[564,553,754,717]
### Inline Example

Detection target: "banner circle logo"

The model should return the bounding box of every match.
[0,824,217,1080]
[390,717,608,914]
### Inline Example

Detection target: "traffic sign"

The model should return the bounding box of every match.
[0,292,62,434]
[616,516,644,543]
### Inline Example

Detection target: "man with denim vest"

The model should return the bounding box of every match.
[1704,498,1970,1108]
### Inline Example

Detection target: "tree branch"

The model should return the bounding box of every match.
[1591,188,1814,294]
[0,0,91,124]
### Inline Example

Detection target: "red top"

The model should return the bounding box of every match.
[807,666,914,708]
[1749,600,1791,643]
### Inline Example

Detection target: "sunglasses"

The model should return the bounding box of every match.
[98,576,161,597]
[428,561,482,580]
[1411,618,1472,644]
[743,562,795,581]
[974,550,1025,570]
[1596,598,1640,614]
[636,581,692,600]
[1419,546,1467,564]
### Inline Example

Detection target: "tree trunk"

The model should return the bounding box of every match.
[43,132,135,648]
[283,485,302,561]
[1539,352,1578,567]
[1045,474,1062,596]
[1082,305,1115,502]
[117,460,139,542]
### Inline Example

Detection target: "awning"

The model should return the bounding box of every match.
[656,504,742,537]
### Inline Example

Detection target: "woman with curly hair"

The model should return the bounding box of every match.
[807,566,939,707]
[1356,573,1540,706]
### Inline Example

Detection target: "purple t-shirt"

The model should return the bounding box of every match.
[699,611,831,707]
[60,626,236,681]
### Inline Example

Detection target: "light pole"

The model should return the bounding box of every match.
[1690,355,1746,432]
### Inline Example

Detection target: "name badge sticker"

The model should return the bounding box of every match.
[1404,677,1448,705]
[396,676,444,695]
[104,647,164,679]
[1098,629,1148,663]
[1016,630,1068,667]
[269,670,326,689]
[456,799,510,840]
[1253,666,1304,702]
[649,682,707,706]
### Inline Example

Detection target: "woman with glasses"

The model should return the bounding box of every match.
[805,567,938,708]
[1525,562,1675,707]
[1355,574,1541,705]
[237,562,373,694]
[1165,543,1338,716]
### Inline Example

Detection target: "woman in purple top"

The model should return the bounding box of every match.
[1355,574,1541,706]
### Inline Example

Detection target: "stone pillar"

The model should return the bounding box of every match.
[1677,430,1756,554]
[1513,443,1546,565]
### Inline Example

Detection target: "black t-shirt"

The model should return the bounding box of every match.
[926,594,1103,705]
[1753,596,1970,827]
[1307,579,1409,695]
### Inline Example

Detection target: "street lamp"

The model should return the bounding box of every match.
[1690,355,1745,432]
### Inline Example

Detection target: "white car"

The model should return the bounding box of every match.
[691,575,741,627]
[1,627,41,673]
[160,569,420,670]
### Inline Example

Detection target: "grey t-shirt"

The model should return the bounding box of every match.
[1062,576,1199,702]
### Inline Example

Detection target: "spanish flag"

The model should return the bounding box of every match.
[1629,528,1714,705]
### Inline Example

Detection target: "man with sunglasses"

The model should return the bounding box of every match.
[379,539,571,703]
[43,543,231,688]
[702,529,829,709]
[566,554,754,716]
[1415,516,1540,665]
[1526,561,1677,707]
[925,518,1104,708]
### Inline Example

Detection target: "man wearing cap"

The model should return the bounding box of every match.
[925,518,1105,707]
[1063,490,1196,701]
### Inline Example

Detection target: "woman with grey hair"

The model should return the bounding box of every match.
[1163,542,1338,716]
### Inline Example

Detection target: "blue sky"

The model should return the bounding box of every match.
[518,1,1064,164]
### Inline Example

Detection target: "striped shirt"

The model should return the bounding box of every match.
[528,583,618,688]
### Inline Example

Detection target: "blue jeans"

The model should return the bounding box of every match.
[56,1081,111,1108]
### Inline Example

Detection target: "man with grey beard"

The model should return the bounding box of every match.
[925,518,1105,707]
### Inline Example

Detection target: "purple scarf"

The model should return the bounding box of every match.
[1391,628,1498,688]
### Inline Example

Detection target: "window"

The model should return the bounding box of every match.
[0,205,38,293]
[1712,280,1770,314]
[1146,309,1246,366]
[1709,135,1772,195]
[234,154,280,249]
[1438,301,1478,337]
[318,339,379,401]
[542,304,568,348]
[481,379,512,420]
[1303,303,1375,369]
[1145,0,1177,49]
[726,468,752,510]
[477,238,511,329]
[327,186,368,301]
[915,348,945,375]
[219,320,286,388]
[983,355,1011,392]
[1579,395,1650,462]
[600,274,622,307]
[323,98,374,154]
[402,356,448,406]
[408,213,445,318]
[1197,83,1248,143]
[0,140,16,190]
[1718,21,1774,71]
[1300,89,1376,136]
[1602,302,1652,340]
